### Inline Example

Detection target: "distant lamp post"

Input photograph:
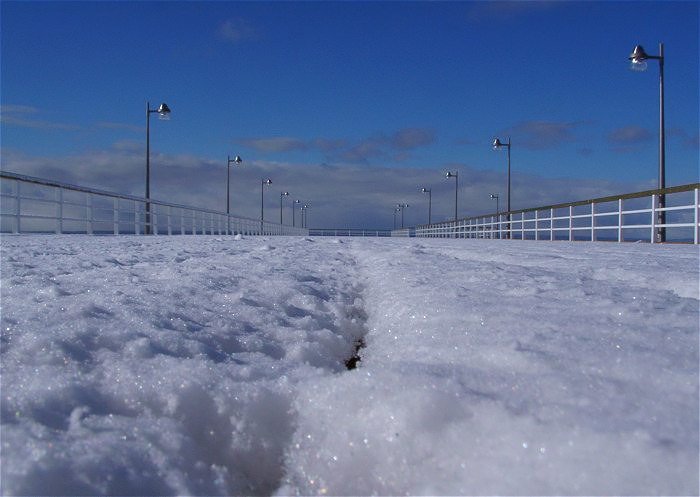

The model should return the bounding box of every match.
[445,171,458,221]
[396,203,409,228]
[393,208,400,229]
[301,205,309,228]
[421,188,432,224]
[491,194,500,239]
[145,101,171,234]
[280,191,289,224]
[293,199,301,227]
[227,155,242,234]
[261,179,272,230]
[493,138,511,238]
[629,42,666,243]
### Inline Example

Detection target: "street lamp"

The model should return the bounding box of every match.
[280,191,289,224]
[629,43,666,242]
[227,155,242,234]
[293,199,301,227]
[491,193,500,239]
[493,138,511,238]
[490,193,499,215]
[261,178,272,231]
[445,171,458,221]
[145,101,170,234]
[301,205,308,228]
[393,207,400,229]
[396,203,409,228]
[421,188,432,224]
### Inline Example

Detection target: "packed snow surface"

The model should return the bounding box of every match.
[1,235,698,496]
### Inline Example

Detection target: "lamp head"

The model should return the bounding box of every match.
[234,155,242,164]
[446,171,457,178]
[421,188,430,193]
[294,199,301,204]
[629,45,649,71]
[157,103,171,118]
[490,194,498,199]
[282,191,289,196]
[263,179,272,185]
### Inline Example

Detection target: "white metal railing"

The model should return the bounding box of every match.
[416,184,700,244]
[0,171,309,237]
[309,228,392,237]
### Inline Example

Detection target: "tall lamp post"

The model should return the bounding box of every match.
[301,205,308,228]
[393,208,399,229]
[280,191,289,224]
[145,101,171,234]
[396,203,409,228]
[292,199,301,227]
[445,171,458,221]
[227,155,242,234]
[629,43,666,243]
[491,193,499,239]
[493,138,511,238]
[261,179,272,231]
[421,188,432,224]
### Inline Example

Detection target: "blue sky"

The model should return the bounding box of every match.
[1,1,698,229]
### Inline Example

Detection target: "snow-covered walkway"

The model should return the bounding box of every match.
[1,236,698,495]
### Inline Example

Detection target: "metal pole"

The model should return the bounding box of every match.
[454,174,458,221]
[145,101,151,235]
[428,190,432,225]
[226,155,231,234]
[507,139,511,239]
[658,42,665,242]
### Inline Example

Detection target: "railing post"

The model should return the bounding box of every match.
[167,206,172,235]
[113,198,119,235]
[134,201,140,235]
[550,208,554,241]
[13,180,20,234]
[651,194,657,244]
[521,213,524,240]
[618,198,623,243]
[56,187,63,234]
[86,194,93,235]
[590,202,595,242]
[568,206,573,241]
[535,210,539,241]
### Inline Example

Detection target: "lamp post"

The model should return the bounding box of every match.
[261,179,272,231]
[393,208,399,229]
[421,188,432,224]
[145,101,171,234]
[490,193,499,215]
[227,155,242,234]
[445,171,458,221]
[396,203,409,228]
[493,138,511,238]
[491,193,499,239]
[293,199,301,227]
[280,191,289,224]
[301,205,308,228]
[629,43,666,243]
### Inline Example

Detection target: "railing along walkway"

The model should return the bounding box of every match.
[402,184,699,243]
[1,171,308,236]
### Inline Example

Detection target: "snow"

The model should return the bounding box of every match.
[1,235,698,496]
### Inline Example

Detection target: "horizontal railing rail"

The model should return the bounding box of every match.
[309,228,392,237]
[416,183,699,244]
[0,171,309,236]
